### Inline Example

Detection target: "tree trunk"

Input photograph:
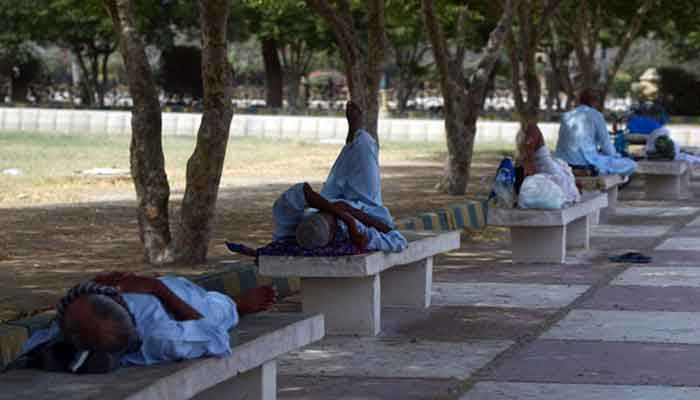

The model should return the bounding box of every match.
[286,71,301,112]
[10,77,29,103]
[262,37,283,109]
[422,0,515,195]
[305,0,386,141]
[174,0,234,264]
[105,0,173,264]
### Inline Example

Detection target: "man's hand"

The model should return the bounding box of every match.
[345,217,369,249]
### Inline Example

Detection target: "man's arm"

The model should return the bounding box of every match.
[302,183,368,248]
[333,202,392,233]
[94,273,202,321]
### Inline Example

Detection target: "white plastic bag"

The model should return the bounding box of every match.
[517,174,567,210]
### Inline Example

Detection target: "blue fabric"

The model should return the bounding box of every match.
[20,277,238,366]
[272,130,407,253]
[555,105,637,175]
[628,116,662,135]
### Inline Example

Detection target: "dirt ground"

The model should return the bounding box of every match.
[0,151,503,322]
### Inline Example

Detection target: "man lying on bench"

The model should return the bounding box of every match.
[229,101,407,257]
[14,273,276,373]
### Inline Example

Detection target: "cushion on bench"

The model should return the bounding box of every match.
[395,199,487,232]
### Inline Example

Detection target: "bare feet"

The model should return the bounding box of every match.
[236,285,278,315]
[346,101,363,143]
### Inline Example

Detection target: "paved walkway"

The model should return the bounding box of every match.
[276,177,700,399]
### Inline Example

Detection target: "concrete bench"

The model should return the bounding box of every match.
[258,231,461,336]
[636,160,691,200]
[488,192,607,264]
[576,174,625,223]
[0,313,324,400]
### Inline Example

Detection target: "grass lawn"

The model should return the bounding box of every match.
[0,132,512,207]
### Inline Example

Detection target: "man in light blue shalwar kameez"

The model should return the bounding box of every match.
[555,89,637,176]
[17,273,276,371]
[272,101,407,253]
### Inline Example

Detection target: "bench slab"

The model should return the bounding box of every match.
[488,192,607,228]
[0,313,324,400]
[259,231,460,335]
[576,175,625,223]
[488,192,607,264]
[636,160,691,200]
[258,230,460,278]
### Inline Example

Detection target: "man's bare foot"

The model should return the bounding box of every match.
[236,285,277,315]
[346,101,363,142]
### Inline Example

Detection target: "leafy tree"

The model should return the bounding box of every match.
[0,0,117,107]
[507,0,564,126]
[305,0,387,140]
[104,0,234,265]
[422,0,516,194]
[0,45,46,102]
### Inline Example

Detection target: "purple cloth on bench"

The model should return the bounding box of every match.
[226,240,366,258]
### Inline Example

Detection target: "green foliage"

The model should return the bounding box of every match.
[657,66,700,116]
[610,72,633,98]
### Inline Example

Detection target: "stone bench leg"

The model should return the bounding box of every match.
[193,360,277,400]
[566,216,590,250]
[301,275,380,336]
[600,186,619,221]
[682,170,692,198]
[646,175,681,200]
[510,226,566,264]
[382,257,433,308]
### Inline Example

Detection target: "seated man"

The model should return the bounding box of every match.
[235,101,407,255]
[555,88,637,176]
[17,272,276,373]
[518,123,581,205]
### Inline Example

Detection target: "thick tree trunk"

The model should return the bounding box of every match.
[175,0,234,264]
[262,37,283,108]
[105,0,173,264]
[422,0,515,195]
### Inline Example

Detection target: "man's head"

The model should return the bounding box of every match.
[57,282,140,355]
[295,212,337,249]
[578,88,600,109]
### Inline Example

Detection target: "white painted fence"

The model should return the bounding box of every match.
[2,107,700,147]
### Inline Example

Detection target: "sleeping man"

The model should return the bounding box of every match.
[233,101,407,256]
[16,272,276,373]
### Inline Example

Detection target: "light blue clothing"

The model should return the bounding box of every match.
[555,105,637,175]
[272,129,407,252]
[21,276,238,366]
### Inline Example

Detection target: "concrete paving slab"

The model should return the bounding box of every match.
[688,216,700,226]
[542,310,700,344]
[656,237,700,251]
[612,267,700,287]
[434,264,613,285]
[646,250,700,265]
[432,282,590,309]
[591,224,671,238]
[462,382,700,400]
[381,306,553,341]
[278,336,512,380]
[486,340,700,386]
[578,286,700,312]
[279,376,463,400]
[613,206,699,218]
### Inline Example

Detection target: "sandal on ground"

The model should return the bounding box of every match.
[608,252,652,264]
